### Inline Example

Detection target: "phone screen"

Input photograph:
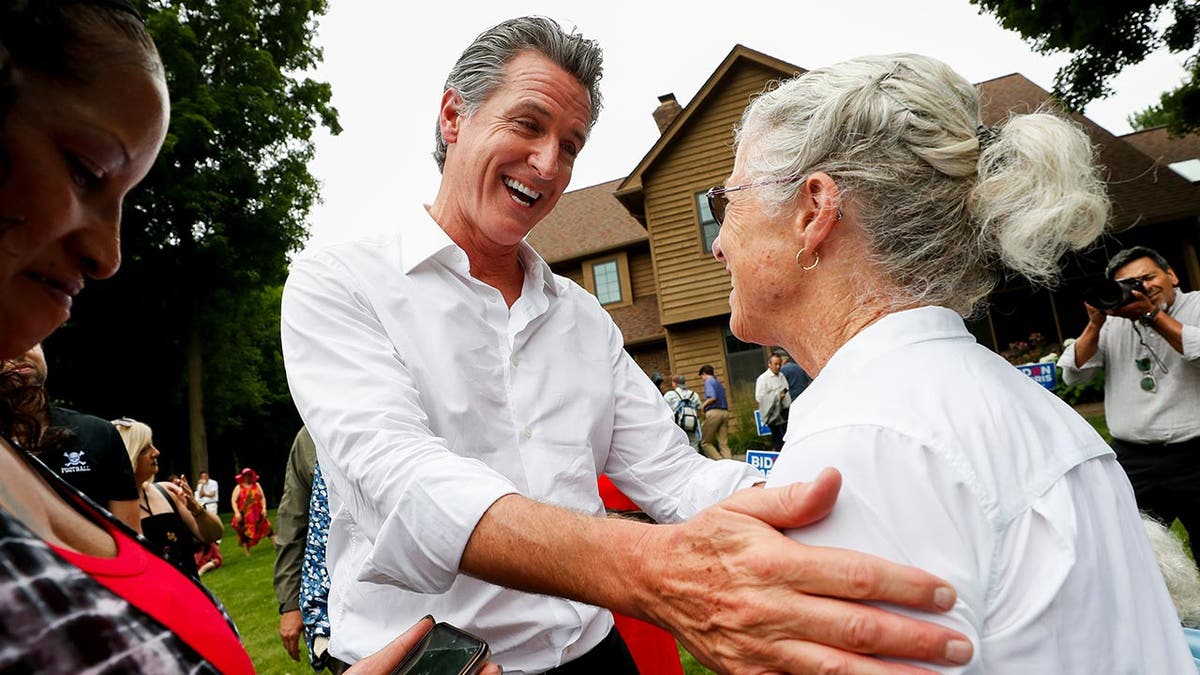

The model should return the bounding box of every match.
[393,622,490,675]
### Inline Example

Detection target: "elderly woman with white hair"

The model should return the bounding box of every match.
[710,53,1195,671]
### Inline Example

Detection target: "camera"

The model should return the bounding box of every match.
[1083,277,1146,310]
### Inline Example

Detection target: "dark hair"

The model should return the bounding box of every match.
[0,369,45,448]
[0,0,160,181]
[1106,246,1172,279]
[433,16,604,172]
[698,364,715,377]
[0,0,157,82]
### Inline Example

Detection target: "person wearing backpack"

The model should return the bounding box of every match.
[663,375,703,451]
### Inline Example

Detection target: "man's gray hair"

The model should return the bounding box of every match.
[1105,246,1171,279]
[673,375,687,387]
[433,16,604,172]
[734,53,1109,317]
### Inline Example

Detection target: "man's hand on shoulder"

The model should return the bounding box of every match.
[629,468,973,674]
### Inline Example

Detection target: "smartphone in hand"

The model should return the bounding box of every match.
[390,621,491,675]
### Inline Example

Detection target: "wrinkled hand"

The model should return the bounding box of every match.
[345,617,502,675]
[279,610,303,662]
[636,468,972,674]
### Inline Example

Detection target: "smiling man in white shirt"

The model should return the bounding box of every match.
[281,16,973,675]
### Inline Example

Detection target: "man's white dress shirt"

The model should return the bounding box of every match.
[768,306,1194,673]
[281,204,760,673]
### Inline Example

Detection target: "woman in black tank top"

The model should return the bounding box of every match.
[115,419,224,578]
[140,482,202,577]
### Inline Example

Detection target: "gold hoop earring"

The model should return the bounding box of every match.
[795,248,819,271]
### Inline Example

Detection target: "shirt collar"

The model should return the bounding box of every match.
[517,244,559,297]
[399,205,558,297]
[818,306,969,385]
[400,204,462,274]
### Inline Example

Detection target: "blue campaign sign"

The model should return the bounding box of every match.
[1016,362,1057,390]
[752,410,771,435]
[746,450,781,476]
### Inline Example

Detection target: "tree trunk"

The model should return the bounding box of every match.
[187,308,209,476]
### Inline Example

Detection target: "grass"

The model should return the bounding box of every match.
[201,511,306,674]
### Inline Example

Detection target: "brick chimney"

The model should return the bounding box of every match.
[652,93,682,134]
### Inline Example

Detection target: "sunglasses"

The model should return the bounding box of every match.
[1135,357,1156,393]
[705,175,805,226]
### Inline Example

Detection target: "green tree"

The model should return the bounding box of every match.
[972,0,1200,135]
[49,0,339,484]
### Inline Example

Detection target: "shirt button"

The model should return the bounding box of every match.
[521,426,533,439]
[510,355,519,367]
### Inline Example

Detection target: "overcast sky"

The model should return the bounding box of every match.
[302,0,1191,248]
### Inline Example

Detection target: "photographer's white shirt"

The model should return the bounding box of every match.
[281,204,760,673]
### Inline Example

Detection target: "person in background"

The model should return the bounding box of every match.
[274,426,320,665]
[231,466,272,556]
[114,417,222,578]
[711,51,1192,670]
[777,348,812,404]
[195,469,219,514]
[301,461,351,673]
[282,15,970,674]
[755,352,790,451]
[195,539,222,576]
[1,342,141,530]
[696,364,733,460]
[662,374,703,451]
[1057,245,1200,559]
[649,371,664,393]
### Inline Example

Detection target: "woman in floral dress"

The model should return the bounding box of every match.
[230,468,272,556]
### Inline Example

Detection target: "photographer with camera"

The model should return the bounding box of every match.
[1058,246,1200,558]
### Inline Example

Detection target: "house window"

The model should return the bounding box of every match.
[723,327,765,403]
[592,260,621,304]
[582,253,632,307]
[697,191,719,252]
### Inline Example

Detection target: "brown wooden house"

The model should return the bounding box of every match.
[529,45,1200,413]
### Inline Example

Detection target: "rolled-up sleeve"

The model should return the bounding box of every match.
[1057,340,1103,387]
[1182,324,1200,362]
[597,318,760,522]
[281,253,517,593]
